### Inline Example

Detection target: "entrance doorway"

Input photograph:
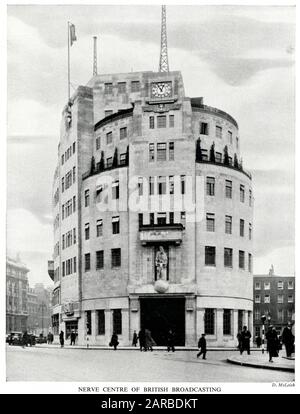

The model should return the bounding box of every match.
[140,297,185,346]
[65,320,78,340]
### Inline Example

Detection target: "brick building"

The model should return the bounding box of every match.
[253,266,295,338]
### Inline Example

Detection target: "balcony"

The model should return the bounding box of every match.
[139,223,184,245]
[48,260,54,281]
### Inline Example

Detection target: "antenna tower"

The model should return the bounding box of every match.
[93,36,98,76]
[158,5,169,72]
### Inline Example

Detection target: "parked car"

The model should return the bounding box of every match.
[35,335,47,344]
[7,332,23,345]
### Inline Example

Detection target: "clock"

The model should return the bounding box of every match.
[151,82,172,98]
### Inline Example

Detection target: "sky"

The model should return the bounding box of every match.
[6,3,295,286]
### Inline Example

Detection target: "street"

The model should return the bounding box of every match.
[6,345,294,382]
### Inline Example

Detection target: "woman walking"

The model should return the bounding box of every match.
[110,332,119,350]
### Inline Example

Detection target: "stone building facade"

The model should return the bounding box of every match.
[49,70,254,346]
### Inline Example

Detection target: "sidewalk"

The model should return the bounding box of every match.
[227,352,295,372]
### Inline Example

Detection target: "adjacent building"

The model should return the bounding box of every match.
[253,266,295,338]
[6,256,29,333]
[27,284,52,336]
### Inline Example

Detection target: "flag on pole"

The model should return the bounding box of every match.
[69,23,77,46]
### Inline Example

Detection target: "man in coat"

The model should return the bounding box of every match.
[197,334,207,360]
[70,330,76,346]
[138,328,146,352]
[282,323,294,357]
[240,326,251,355]
[266,326,279,362]
[59,330,64,348]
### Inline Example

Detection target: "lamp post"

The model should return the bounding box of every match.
[261,314,266,354]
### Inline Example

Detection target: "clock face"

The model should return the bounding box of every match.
[151,82,172,98]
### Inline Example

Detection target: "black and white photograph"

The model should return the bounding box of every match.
[2,0,297,395]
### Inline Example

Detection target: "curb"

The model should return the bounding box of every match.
[226,357,295,373]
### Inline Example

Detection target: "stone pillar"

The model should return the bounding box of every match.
[77,314,85,345]
[216,309,224,346]
[129,297,140,343]
[105,309,112,346]
[122,309,129,346]
[248,311,253,345]
[233,309,238,343]
[91,310,97,345]
[185,297,196,346]
[196,308,205,340]
[242,310,248,328]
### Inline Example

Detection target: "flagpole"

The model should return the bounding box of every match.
[67,21,70,101]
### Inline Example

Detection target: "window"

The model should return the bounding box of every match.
[150,213,155,225]
[254,310,261,321]
[239,250,245,269]
[277,295,284,304]
[236,136,239,149]
[169,176,174,194]
[105,110,113,117]
[205,246,216,266]
[200,122,209,135]
[240,185,245,202]
[113,309,122,334]
[73,256,77,273]
[131,81,140,92]
[255,282,261,290]
[157,143,167,161]
[228,131,233,144]
[240,219,245,237]
[85,190,90,207]
[112,216,120,234]
[96,250,104,269]
[96,219,103,237]
[149,143,155,162]
[157,212,167,225]
[225,215,232,234]
[86,311,92,335]
[149,116,155,129]
[157,115,167,128]
[255,295,261,303]
[138,213,143,228]
[111,248,121,267]
[61,154,64,165]
[228,156,232,166]
[204,309,215,335]
[264,295,270,304]
[288,281,294,289]
[249,189,252,206]
[181,211,186,226]
[61,177,64,193]
[107,157,113,168]
[201,149,208,161]
[223,309,231,335]
[73,196,76,212]
[206,177,215,196]
[277,281,284,290]
[278,309,284,322]
[73,166,76,184]
[169,142,174,160]
[158,176,166,195]
[248,253,252,272]
[215,152,222,163]
[287,310,292,319]
[104,83,113,94]
[249,223,252,240]
[181,175,186,195]
[224,248,233,267]
[216,125,222,138]
[138,177,143,196]
[118,82,126,93]
[288,295,294,303]
[120,153,127,165]
[106,132,113,144]
[62,235,65,250]
[149,177,154,195]
[169,115,174,127]
[169,212,174,224]
[120,127,127,140]
[264,282,270,290]
[206,213,215,232]
[97,310,105,335]
[85,223,90,240]
[85,253,91,271]
[112,180,119,200]
[225,180,232,198]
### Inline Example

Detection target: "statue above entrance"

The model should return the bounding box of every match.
[155,246,168,280]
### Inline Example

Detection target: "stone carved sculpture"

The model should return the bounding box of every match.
[155,246,168,280]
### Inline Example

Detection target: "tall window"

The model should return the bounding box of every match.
[118,82,126,93]
[149,116,155,129]
[111,248,121,267]
[150,213,155,225]
[264,295,270,304]
[205,246,216,266]
[158,176,166,195]
[97,310,105,334]
[216,125,222,138]
[288,281,294,289]
[277,281,284,290]
[204,309,215,335]
[138,213,143,228]
[106,132,113,144]
[249,223,252,240]
[239,250,245,269]
[277,295,284,304]
[113,309,122,334]
[85,190,90,207]
[138,177,143,196]
[201,149,208,161]
[223,309,231,335]
[255,309,260,321]
[169,176,174,194]
[169,142,174,160]
[85,253,91,272]
[149,177,154,195]
[240,219,245,237]
[240,185,245,202]
[225,180,232,198]
[120,153,127,165]
[224,248,233,267]
[264,282,270,290]
[112,180,119,200]
[61,177,64,193]
[200,122,209,135]
[278,309,284,322]
[228,131,233,144]
[225,215,232,234]
[157,115,167,128]
[157,143,167,161]
[206,213,215,232]
[131,81,140,92]
[112,216,120,234]
[73,196,76,212]
[248,253,252,272]
[169,212,174,224]
[149,143,155,162]
[86,311,92,335]
[181,175,186,195]
[157,212,167,225]
[96,219,103,237]
[104,83,113,94]
[73,166,76,183]
[206,177,215,196]
[249,189,252,206]
[288,295,294,303]
[169,115,174,127]
[255,282,261,290]
[96,250,104,269]
[85,223,90,240]
[120,127,127,140]
[255,295,261,304]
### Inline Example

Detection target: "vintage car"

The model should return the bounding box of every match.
[6,332,23,345]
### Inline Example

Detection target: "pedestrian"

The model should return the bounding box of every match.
[256,335,262,348]
[266,326,279,362]
[132,330,138,347]
[59,330,64,348]
[50,332,54,344]
[196,334,207,360]
[282,323,294,358]
[70,330,76,346]
[145,328,156,351]
[22,331,28,348]
[138,328,146,352]
[237,332,242,353]
[47,332,51,344]
[110,332,119,350]
[240,326,251,355]
[167,329,175,352]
